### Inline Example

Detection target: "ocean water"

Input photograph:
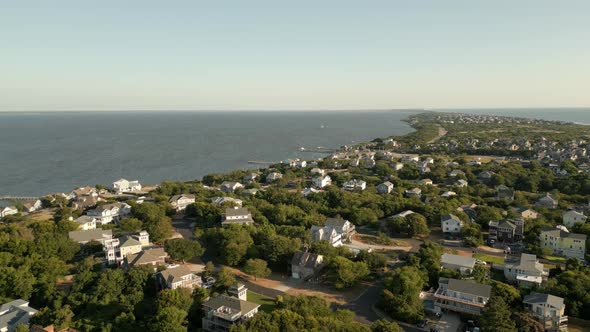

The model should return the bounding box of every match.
[0,111,417,196]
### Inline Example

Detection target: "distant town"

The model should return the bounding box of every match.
[2,112,590,332]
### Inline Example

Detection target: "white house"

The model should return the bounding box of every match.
[265,172,283,183]
[87,202,131,224]
[21,199,42,213]
[302,187,321,197]
[157,265,202,290]
[169,194,196,211]
[104,230,151,264]
[310,168,326,176]
[418,178,433,186]
[342,179,367,191]
[377,181,394,194]
[392,210,414,219]
[441,191,457,198]
[312,175,332,188]
[222,207,254,225]
[562,210,587,228]
[523,293,568,331]
[113,179,142,194]
[73,215,97,230]
[310,225,342,247]
[0,206,18,218]
[405,187,422,198]
[0,299,38,332]
[220,181,244,193]
[455,179,469,187]
[441,214,464,234]
[211,196,243,207]
[392,162,404,171]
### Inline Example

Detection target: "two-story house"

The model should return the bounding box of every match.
[495,185,515,201]
[376,181,394,194]
[0,299,38,332]
[221,207,254,225]
[488,218,524,243]
[523,293,567,331]
[21,199,42,213]
[68,229,113,245]
[536,193,558,209]
[265,172,283,183]
[0,206,18,218]
[310,225,342,247]
[87,202,131,224]
[441,253,476,275]
[433,278,492,316]
[112,179,142,194]
[220,181,244,193]
[405,187,422,198]
[312,175,332,188]
[202,287,260,332]
[441,214,464,234]
[125,248,169,270]
[540,227,587,260]
[169,194,196,211]
[324,218,355,242]
[513,207,539,220]
[342,179,366,191]
[104,231,151,264]
[157,265,202,290]
[211,196,243,207]
[73,215,97,230]
[503,253,548,287]
[562,210,587,228]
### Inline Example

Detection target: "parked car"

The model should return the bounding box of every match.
[417,319,429,328]
[202,276,216,288]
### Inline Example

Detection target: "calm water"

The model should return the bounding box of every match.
[0,111,417,196]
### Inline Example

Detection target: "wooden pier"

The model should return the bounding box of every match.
[0,196,41,201]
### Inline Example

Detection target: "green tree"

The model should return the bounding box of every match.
[328,256,370,289]
[243,258,271,281]
[150,306,187,332]
[165,239,204,263]
[157,288,193,312]
[379,266,425,323]
[480,296,517,332]
[217,267,237,288]
[371,319,403,332]
[120,218,143,232]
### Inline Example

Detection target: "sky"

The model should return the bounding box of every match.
[1,1,590,111]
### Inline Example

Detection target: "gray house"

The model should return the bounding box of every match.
[291,251,325,280]
[504,253,548,287]
[376,181,394,194]
[0,299,38,332]
[441,253,476,275]
[202,291,260,332]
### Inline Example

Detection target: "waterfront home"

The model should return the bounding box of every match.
[376,181,394,194]
[0,206,18,218]
[21,199,42,213]
[73,215,97,230]
[68,186,98,200]
[513,207,539,219]
[169,194,196,211]
[220,181,243,193]
[562,209,587,228]
[488,218,524,243]
[68,229,113,245]
[523,293,568,331]
[265,172,283,183]
[540,227,586,260]
[124,248,168,270]
[342,179,366,191]
[71,196,101,209]
[310,225,342,247]
[536,193,558,209]
[221,207,254,225]
[325,217,356,242]
[433,278,491,316]
[496,185,515,201]
[202,291,259,332]
[441,253,476,275]
[0,299,38,332]
[503,253,548,288]
[104,231,151,264]
[86,202,131,224]
[405,187,422,198]
[211,196,243,207]
[441,214,464,234]
[157,265,202,290]
[312,175,332,188]
[112,179,142,194]
[302,187,321,197]
[242,173,258,184]
[291,251,325,280]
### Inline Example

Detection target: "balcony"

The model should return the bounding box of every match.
[434,288,486,308]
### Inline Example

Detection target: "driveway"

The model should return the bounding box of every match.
[336,281,382,324]
[434,312,461,332]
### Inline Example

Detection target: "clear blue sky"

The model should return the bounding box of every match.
[1,0,589,111]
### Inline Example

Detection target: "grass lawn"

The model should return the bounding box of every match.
[543,255,567,263]
[473,253,505,265]
[247,290,276,313]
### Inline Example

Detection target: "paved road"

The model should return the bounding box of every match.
[237,276,284,298]
[335,282,382,324]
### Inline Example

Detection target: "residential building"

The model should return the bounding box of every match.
[86,202,131,224]
[449,169,466,177]
[265,172,283,183]
[540,227,586,260]
[202,291,260,332]
[496,185,515,201]
[503,253,548,287]
[392,162,404,171]
[73,215,97,230]
[211,197,243,207]
[125,248,168,269]
[0,299,38,332]
[310,225,342,247]
[454,179,468,187]
[104,231,151,264]
[342,179,367,191]
[220,181,244,193]
[376,181,394,194]
[21,199,42,213]
[0,206,18,218]
[562,209,587,228]
[441,214,464,234]
[523,293,568,332]
[312,175,332,188]
[441,191,456,198]
[514,207,540,219]
[157,265,202,290]
[112,179,142,194]
[433,278,492,316]
[310,168,326,176]
[302,187,320,197]
[457,204,478,221]
[68,186,98,200]
[242,173,258,184]
[71,196,101,209]
[68,229,113,245]
[418,178,433,186]
[291,251,325,280]
[169,194,196,211]
[537,193,558,209]
[324,218,356,241]
[478,171,494,182]
[488,218,524,243]
[392,210,414,219]
[441,253,476,275]
[221,207,254,225]
[405,187,422,198]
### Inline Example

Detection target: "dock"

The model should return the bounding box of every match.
[247,161,276,165]
[298,147,336,153]
[0,196,41,201]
